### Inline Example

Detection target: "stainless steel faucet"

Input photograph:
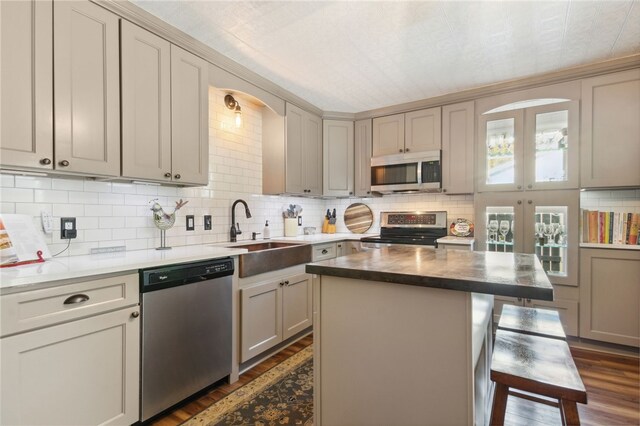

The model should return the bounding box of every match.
[230,199,252,242]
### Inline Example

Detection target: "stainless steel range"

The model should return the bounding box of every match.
[361,211,448,247]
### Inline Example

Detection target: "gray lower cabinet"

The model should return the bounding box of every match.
[0,0,53,171]
[493,295,579,337]
[579,248,640,347]
[0,274,140,425]
[240,272,312,362]
[54,0,121,177]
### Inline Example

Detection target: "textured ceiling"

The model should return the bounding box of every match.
[132,1,640,113]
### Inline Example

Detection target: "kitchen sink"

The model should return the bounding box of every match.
[225,241,312,277]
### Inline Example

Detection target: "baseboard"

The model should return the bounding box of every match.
[567,336,639,358]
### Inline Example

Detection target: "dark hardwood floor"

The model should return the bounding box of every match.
[152,336,639,426]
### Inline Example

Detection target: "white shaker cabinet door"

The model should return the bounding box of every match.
[0,0,53,170]
[53,0,120,177]
[355,119,373,197]
[442,101,474,194]
[0,307,140,426]
[405,107,442,153]
[303,112,323,195]
[241,280,283,362]
[121,21,172,182]
[285,103,305,195]
[170,45,209,185]
[372,113,404,157]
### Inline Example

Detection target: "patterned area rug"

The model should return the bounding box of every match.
[184,346,313,426]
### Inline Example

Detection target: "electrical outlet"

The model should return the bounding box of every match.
[204,215,212,230]
[186,215,195,231]
[60,217,77,239]
[298,216,302,226]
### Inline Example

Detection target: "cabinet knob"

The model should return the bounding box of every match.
[405,148,410,152]
[366,191,371,194]
[131,311,140,318]
[284,280,290,286]
[517,185,522,189]
[527,184,533,189]
[40,158,52,165]
[279,281,285,286]
[164,172,171,178]
[442,189,447,193]
[174,174,181,179]
[59,160,69,167]
[399,149,403,153]
[517,200,522,205]
[349,191,353,195]
[321,249,328,254]
[528,200,533,204]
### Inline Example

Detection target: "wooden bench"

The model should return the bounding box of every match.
[498,304,566,340]
[490,329,587,426]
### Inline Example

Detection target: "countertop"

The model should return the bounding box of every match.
[0,233,363,294]
[306,245,553,300]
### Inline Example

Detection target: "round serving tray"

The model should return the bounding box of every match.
[344,203,373,234]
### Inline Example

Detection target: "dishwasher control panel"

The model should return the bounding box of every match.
[140,258,234,292]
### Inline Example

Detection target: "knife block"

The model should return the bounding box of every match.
[322,218,329,233]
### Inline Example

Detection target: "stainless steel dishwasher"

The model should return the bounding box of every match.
[139,258,233,422]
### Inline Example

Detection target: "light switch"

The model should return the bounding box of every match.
[186,215,195,231]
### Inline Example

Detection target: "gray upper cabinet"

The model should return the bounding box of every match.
[373,108,441,157]
[54,1,120,177]
[0,0,53,171]
[372,113,404,156]
[323,120,354,197]
[354,119,373,197]
[580,69,640,188]
[442,101,474,194]
[170,45,209,186]
[405,107,441,153]
[121,21,172,182]
[283,103,322,195]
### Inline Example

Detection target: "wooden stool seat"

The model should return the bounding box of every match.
[498,304,566,340]
[490,329,587,426]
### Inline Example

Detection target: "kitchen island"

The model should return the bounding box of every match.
[306,246,553,426]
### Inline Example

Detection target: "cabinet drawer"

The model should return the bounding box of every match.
[312,243,337,261]
[1,274,138,337]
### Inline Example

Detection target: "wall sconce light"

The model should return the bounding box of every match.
[224,94,242,128]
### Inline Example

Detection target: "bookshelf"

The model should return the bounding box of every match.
[579,189,640,250]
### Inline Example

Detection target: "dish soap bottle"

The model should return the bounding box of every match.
[263,220,270,239]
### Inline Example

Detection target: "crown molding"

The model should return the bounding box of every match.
[322,111,356,121]
[95,0,323,117]
[353,54,640,120]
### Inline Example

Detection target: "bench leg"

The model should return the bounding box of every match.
[490,383,509,426]
[561,400,581,426]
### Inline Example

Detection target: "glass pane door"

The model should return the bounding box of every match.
[486,118,515,185]
[534,110,568,183]
[534,206,568,277]
[485,206,515,253]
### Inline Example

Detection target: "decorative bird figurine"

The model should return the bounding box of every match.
[149,199,189,231]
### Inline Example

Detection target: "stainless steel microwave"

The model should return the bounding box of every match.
[370,150,441,194]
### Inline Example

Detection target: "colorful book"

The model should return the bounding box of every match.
[588,211,598,243]
[604,212,610,244]
[629,213,639,245]
[599,212,605,243]
[581,209,589,243]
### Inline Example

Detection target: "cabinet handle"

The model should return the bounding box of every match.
[174,174,181,179]
[131,311,140,318]
[349,191,353,195]
[527,184,533,189]
[58,160,70,167]
[517,185,522,189]
[366,191,371,194]
[528,200,532,204]
[442,189,447,193]
[164,172,171,178]
[321,249,328,254]
[284,280,290,286]
[40,158,52,165]
[279,281,285,286]
[405,148,410,152]
[63,294,89,305]
[399,149,403,153]
[517,200,522,205]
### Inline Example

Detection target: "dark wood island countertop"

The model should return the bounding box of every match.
[306,246,553,301]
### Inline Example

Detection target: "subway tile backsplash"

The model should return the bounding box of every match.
[0,87,474,256]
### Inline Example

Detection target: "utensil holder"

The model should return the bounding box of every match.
[284,218,298,237]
